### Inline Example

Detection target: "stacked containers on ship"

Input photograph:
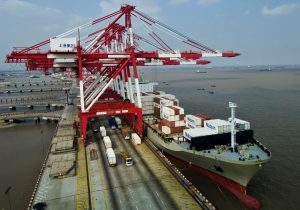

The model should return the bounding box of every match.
[185,114,210,129]
[138,92,161,115]
[160,106,185,134]
[153,96,179,119]
[184,126,254,151]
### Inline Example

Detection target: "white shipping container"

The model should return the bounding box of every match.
[160,100,174,107]
[185,121,201,129]
[106,148,116,166]
[103,136,112,149]
[161,113,180,121]
[162,106,177,116]
[162,126,171,134]
[50,38,76,52]
[142,110,154,115]
[100,126,106,137]
[185,114,202,126]
[204,119,231,134]
[228,118,251,130]
[115,117,122,128]
[161,94,176,99]
[141,101,154,107]
[131,133,141,145]
[183,127,218,140]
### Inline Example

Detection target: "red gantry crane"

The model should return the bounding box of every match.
[5,4,240,141]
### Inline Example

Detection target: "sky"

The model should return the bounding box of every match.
[0,0,299,70]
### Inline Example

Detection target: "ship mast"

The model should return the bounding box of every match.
[229,102,237,151]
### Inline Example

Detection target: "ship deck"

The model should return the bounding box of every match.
[146,119,270,163]
[177,141,270,162]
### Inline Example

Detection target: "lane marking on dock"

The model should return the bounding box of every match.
[96,148,109,210]
[76,138,89,210]
[86,149,95,210]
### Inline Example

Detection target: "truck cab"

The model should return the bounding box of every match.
[125,157,133,166]
[120,151,133,166]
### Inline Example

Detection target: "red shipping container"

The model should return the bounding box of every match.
[161,118,176,127]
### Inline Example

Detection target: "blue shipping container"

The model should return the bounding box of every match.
[108,117,117,129]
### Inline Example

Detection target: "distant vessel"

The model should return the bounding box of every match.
[259,66,272,71]
[196,70,207,73]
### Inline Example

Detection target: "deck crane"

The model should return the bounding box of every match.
[5,4,240,142]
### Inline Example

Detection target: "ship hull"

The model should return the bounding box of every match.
[146,126,265,210]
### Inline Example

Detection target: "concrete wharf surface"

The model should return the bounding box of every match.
[29,105,207,210]
[86,119,201,210]
[29,105,78,209]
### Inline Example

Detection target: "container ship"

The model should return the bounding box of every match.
[137,82,271,210]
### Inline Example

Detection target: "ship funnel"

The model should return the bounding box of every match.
[229,102,238,151]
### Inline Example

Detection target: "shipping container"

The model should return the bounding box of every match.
[185,114,202,126]
[161,113,180,121]
[185,121,201,129]
[131,133,141,145]
[162,125,185,134]
[115,116,122,128]
[103,136,112,149]
[172,106,184,114]
[108,117,117,129]
[99,126,106,137]
[106,148,116,166]
[228,118,251,130]
[183,127,218,141]
[204,119,231,134]
[162,106,181,116]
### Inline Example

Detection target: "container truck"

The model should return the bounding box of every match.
[115,116,122,128]
[120,151,133,166]
[103,136,112,149]
[121,127,130,140]
[108,117,117,129]
[99,126,106,137]
[131,133,141,145]
[106,148,116,166]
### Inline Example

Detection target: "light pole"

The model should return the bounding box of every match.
[4,186,12,210]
